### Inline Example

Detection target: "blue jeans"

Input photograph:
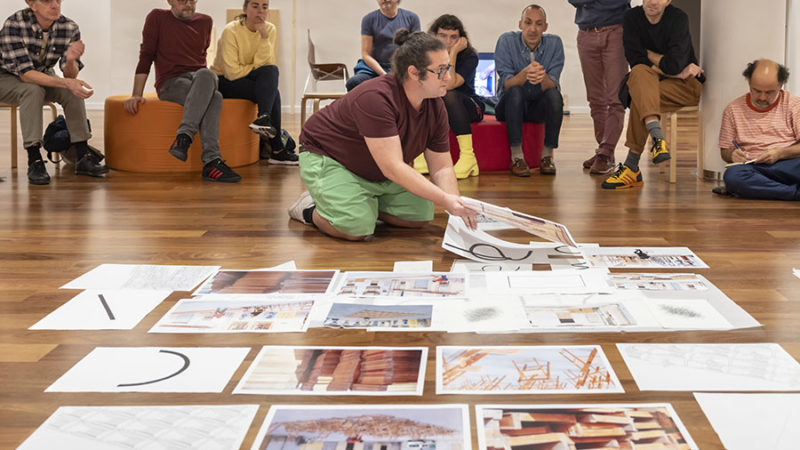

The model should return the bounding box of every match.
[218,65,282,149]
[723,158,800,201]
[495,83,563,149]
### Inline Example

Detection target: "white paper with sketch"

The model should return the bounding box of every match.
[436,345,623,395]
[442,298,530,333]
[30,289,170,330]
[581,247,709,269]
[149,297,315,333]
[46,347,249,393]
[695,393,800,450]
[461,197,578,247]
[646,298,732,329]
[520,292,663,332]
[482,269,613,295]
[17,404,258,450]
[61,264,219,291]
[442,214,549,264]
[619,343,800,391]
[233,346,427,396]
[449,259,533,272]
[332,272,467,298]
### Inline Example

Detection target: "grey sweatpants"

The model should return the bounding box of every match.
[0,72,91,149]
[157,68,222,164]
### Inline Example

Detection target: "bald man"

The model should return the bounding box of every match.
[716,59,800,201]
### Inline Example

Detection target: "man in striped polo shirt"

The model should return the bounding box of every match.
[716,59,800,201]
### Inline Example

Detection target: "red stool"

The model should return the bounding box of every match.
[448,114,544,171]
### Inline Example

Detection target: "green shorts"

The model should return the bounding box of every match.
[299,152,433,236]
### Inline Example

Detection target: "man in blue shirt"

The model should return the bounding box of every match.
[494,4,564,177]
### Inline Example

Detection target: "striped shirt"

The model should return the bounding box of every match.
[0,8,82,77]
[719,91,800,155]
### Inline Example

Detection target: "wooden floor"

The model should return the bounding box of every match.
[1,110,799,449]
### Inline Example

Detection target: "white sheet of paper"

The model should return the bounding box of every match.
[30,289,170,330]
[483,269,613,294]
[442,298,531,333]
[450,259,533,272]
[794,268,800,280]
[442,214,549,264]
[581,246,709,269]
[332,271,467,298]
[18,404,258,450]
[462,197,578,247]
[234,346,427,396]
[61,264,219,291]
[646,298,732,329]
[46,347,249,393]
[618,343,800,391]
[695,393,800,450]
[393,260,433,272]
[149,296,314,333]
[255,261,297,270]
[251,404,471,450]
[437,345,623,395]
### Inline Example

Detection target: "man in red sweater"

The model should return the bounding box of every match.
[123,0,240,182]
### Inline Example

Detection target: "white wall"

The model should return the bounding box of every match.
[1,0,610,112]
[788,0,799,94]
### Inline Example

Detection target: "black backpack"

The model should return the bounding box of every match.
[42,115,104,164]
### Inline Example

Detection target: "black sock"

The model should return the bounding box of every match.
[26,144,42,164]
[302,205,315,225]
[74,141,90,160]
[624,151,641,172]
[270,135,284,151]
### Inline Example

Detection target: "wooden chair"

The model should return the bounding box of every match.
[301,29,348,128]
[659,105,703,183]
[0,102,58,168]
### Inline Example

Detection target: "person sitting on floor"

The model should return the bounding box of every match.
[345,0,420,91]
[715,59,800,201]
[494,4,564,177]
[0,0,108,185]
[288,30,477,241]
[210,0,298,166]
[124,0,241,182]
[413,14,482,179]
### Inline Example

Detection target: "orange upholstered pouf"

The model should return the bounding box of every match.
[104,93,259,173]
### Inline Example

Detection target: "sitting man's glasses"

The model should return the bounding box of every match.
[425,64,453,80]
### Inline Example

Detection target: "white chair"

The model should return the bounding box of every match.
[301,29,348,128]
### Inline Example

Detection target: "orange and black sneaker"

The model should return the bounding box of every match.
[650,137,671,164]
[602,164,643,189]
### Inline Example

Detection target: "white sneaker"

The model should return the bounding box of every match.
[288,191,314,223]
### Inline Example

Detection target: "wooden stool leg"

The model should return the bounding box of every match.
[313,99,321,114]
[10,106,17,169]
[301,97,308,128]
[670,112,678,183]
[47,103,61,164]
[697,111,704,178]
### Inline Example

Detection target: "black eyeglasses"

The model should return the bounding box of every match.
[425,64,453,80]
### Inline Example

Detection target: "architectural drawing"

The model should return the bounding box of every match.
[18,405,257,450]
[619,343,800,391]
[476,404,697,450]
[334,272,466,298]
[437,346,622,394]
[610,273,710,291]
[235,346,426,395]
[251,405,469,450]
[150,298,314,333]
[526,304,636,328]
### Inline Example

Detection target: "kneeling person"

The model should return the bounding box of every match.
[289,30,477,240]
[717,59,800,201]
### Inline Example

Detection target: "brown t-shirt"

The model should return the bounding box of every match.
[299,74,450,182]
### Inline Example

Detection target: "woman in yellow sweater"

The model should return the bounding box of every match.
[211,0,297,165]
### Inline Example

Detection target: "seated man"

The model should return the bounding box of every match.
[603,0,704,189]
[288,30,477,241]
[494,4,564,177]
[0,0,108,185]
[716,59,800,201]
[124,0,240,182]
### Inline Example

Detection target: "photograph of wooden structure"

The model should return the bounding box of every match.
[437,346,621,394]
[323,304,432,329]
[478,404,696,450]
